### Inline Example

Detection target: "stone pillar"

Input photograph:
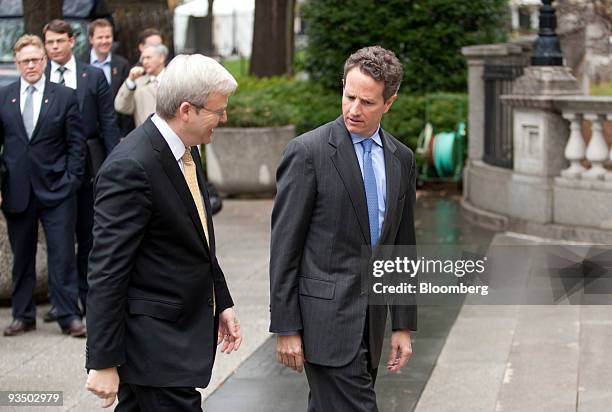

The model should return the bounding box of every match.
[461,43,528,207]
[502,66,581,223]
[462,44,524,164]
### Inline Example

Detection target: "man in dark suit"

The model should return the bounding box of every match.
[85,54,242,411]
[270,46,417,411]
[81,18,134,137]
[1,34,86,337]
[43,19,121,320]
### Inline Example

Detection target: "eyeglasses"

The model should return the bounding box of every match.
[191,103,226,118]
[17,57,45,66]
[44,38,69,46]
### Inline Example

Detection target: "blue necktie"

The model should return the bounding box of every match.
[361,139,379,246]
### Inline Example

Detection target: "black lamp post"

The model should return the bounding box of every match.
[531,0,564,66]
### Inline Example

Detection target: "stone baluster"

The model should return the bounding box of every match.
[582,113,608,180]
[560,112,586,179]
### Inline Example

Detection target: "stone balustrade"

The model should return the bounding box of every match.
[462,40,612,242]
[554,97,612,181]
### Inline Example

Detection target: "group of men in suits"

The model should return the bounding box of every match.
[1,24,414,409]
[1,17,129,337]
[81,44,414,411]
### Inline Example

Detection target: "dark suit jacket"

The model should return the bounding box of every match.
[269,116,417,368]
[0,80,85,213]
[46,61,120,160]
[85,118,234,388]
[79,51,134,136]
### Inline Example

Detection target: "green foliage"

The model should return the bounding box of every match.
[221,57,250,79]
[382,93,467,148]
[301,0,509,94]
[224,76,466,151]
[590,82,612,96]
[224,77,294,127]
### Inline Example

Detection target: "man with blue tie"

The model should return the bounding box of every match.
[42,19,120,322]
[1,34,86,337]
[269,46,417,411]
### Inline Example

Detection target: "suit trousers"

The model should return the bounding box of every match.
[305,338,379,412]
[3,189,80,328]
[115,383,202,412]
[75,177,94,309]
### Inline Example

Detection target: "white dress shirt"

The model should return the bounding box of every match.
[50,55,77,89]
[151,113,187,175]
[20,75,46,130]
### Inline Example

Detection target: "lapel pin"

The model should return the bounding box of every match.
[11,98,16,103]
[112,67,118,76]
[44,98,49,104]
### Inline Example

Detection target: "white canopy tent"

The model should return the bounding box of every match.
[174,0,255,57]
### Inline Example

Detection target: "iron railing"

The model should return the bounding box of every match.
[483,59,526,169]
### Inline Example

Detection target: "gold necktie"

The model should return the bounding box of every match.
[181,147,215,314]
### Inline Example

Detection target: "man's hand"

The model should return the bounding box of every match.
[217,307,242,354]
[387,330,413,372]
[85,367,119,408]
[276,335,304,373]
[128,66,145,81]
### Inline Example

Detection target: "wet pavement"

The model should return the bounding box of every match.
[205,190,496,411]
[12,191,593,412]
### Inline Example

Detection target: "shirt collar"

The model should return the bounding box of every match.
[51,55,76,74]
[350,126,382,148]
[151,114,187,161]
[148,68,165,84]
[20,74,46,94]
[90,49,111,65]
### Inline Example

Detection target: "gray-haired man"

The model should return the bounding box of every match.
[85,54,242,411]
[115,44,168,127]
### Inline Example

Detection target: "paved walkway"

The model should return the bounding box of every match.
[0,199,275,411]
[205,191,496,412]
[1,193,610,411]
[415,233,612,412]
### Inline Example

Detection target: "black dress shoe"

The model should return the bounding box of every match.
[43,306,58,323]
[61,319,87,338]
[3,319,36,336]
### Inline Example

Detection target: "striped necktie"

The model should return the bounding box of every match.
[57,66,66,86]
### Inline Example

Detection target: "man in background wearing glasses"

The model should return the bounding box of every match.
[0,34,86,337]
[115,43,168,127]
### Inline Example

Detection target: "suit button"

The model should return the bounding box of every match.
[208,298,214,307]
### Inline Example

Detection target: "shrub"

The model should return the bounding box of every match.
[301,0,509,94]
[224,76,467,151]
